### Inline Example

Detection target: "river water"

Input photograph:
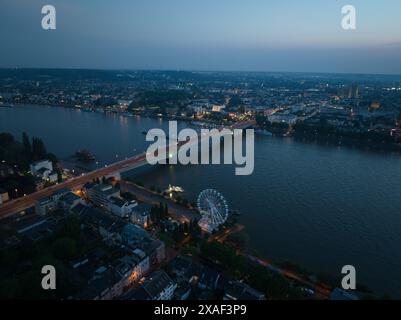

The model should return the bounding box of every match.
[1,104,401,297]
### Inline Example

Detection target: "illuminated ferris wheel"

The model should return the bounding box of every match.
[197,189,229,233]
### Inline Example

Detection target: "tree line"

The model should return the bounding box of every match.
[0,132,58,198]
[0,131,57,171]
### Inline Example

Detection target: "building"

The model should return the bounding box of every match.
[131,270,177,300]
[0,188,9,205]
[121,223,149,245]
[147,239,165,265]
[59,192,86,213]
[67,249,126,300]
[338,84,359,99]
[12,214,61,241]
[212,104,226,113]
[51,188,71,202]
[85,267,125,300]
[187,101,208,116]
[36,167,58,183]
[81,206,166,263]
[84,183,120,208]
[223,280,266,300]
[34,177,46,191]
[120,223,166,266]
[35,189,82,215]
[268,113,298,125]
[0,163,14,178]
[81,206,125,244]
[109,196,137,218]
[168,255,264,300]
[115,249,150,286]
[174,283,192,300]
[169,255,220,290]
[329,288,359,301]
[130,249,150,280]
[130,203,151,228]
[35,196,57,215]
[30,159,53,175]
[348,84,359,99]
[30,159,58,183]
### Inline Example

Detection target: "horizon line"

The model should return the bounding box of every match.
[1,66,401,78]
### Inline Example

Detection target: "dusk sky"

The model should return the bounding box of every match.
[1,0,401,74]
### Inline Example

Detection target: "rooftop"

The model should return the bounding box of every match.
[60,192,81,205]
[132,270,175,300]
[109,196,128,208]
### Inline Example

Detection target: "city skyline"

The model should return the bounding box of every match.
[1,0,401,74]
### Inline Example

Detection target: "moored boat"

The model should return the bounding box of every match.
[75,149,95,161]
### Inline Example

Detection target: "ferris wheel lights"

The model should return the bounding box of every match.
[197,189,229,233]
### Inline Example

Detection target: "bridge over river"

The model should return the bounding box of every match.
[0,120,255,219]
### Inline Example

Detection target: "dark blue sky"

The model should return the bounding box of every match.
[1,0,401,74]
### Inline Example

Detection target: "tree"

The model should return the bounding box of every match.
[57,171,62,183]
[256,113,267,126]
[52,237,77,260]
[183,222,189,234]
[189,219,201,237]
[150,205,160,223]
[227,232,249,250]
[0,278,19,299]
[0,132,14,146]
[193,222,201,237]
[16,270,51,299]
[22,132,32,158]
[16,239,37,262]
[247,265,292,300]
[46,152,58,166]
[172,226,184,243]
[64,215,81,241]
[3,179,20,198]
[31,137,47,160]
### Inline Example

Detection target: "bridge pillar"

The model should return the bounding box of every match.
[105,171,121,181]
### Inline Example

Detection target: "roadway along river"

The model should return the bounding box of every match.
[1,104,401,297]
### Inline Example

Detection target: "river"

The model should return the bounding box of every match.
[1,104,401,297]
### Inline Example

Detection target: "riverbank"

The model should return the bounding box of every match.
[259,119,401,154]
[120,180,199,223]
